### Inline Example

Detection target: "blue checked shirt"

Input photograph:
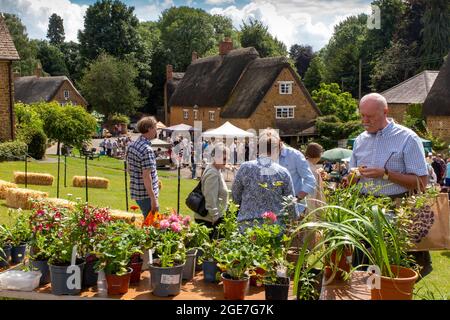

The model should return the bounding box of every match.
[126,136,159,200]
[350,120,428,196]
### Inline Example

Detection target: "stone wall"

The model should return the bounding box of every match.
[52,80,87,108]
[0,61,14,142]
[427,116,450,143]
[387,103,409,124]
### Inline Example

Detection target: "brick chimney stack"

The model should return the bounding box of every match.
[166,64,173,81]
[192,51,198,63]
[219,37,233,56]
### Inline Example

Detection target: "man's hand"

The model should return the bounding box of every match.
[150,199,158,214]
[359,167,385,179]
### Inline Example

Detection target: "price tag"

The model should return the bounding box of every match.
[161,274,180,285]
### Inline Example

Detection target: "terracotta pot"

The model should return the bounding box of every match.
[249,267,265,287]
[324,247,353,281]
[221,273,249,300]
[371,265,418,300]
[105,268,133,295]
[129,261,143,284]
[286,248,299,264]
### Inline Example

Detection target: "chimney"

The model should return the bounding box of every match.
[34,63,42,78]
[166,64,173,81]
[219,37,233,56]
[191,51,198,63]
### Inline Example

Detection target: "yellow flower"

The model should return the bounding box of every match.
[258,183,268,188]
[273,181,284,187]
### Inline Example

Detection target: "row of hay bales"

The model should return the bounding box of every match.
[12,172,110,189]
[1,179,142,226]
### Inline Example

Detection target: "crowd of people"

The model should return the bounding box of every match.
[99,136,132,159]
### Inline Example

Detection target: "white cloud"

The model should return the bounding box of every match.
[0,0,87,42]
[210,0,372,50]
[205,0,235,5]
[134,0,174,22]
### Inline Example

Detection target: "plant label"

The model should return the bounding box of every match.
[161,274,180,285]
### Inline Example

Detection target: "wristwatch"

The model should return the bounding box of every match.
[383,168,389,180]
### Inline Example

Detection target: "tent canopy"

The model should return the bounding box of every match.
[150,138,171,148]
[163,123,200,131]
[202,121,255,138]
[156,121,167,129]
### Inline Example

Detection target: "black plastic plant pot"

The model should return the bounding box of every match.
[30,259,51,286]
[82,256,99,288]
[202,260,218,283]
[149,263,185,297]
[182,249,198,281]
[265,277,290,300]
[11,243,27,264]
[0,244,12,268]
[49,259,85,295]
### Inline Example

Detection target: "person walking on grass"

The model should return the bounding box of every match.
[126,116,159,218]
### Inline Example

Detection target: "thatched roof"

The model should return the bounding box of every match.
[166,72,184,107]
[423,54,450,116]
[169,47,259,108]
[221,57,319,118]
[276,119,317,137]
[381,70,439,104]
[14,75,87,105]
[0,14,20,61]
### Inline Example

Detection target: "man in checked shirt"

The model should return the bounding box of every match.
[349,93,431,278]
[126,116,160,218]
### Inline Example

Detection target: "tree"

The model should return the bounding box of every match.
[3,13,39,76]
[420,0,450,69]
[59,41,83,82]
[36,41,69,76]
[47,13,65,46]
[311,83,359,122]
[303,55,325,92]
[80,54,144,118]
[157,7,217,71]
[289,44,314,78]
[240,19,287,58]
[315,115,363,149]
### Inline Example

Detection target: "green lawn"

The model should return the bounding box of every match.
[0,155,197,224]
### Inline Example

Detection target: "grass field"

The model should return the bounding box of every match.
[0,156,449,299]
[0,155,197,224]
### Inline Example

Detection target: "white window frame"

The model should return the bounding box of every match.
[183,109,189,120]
[193,109,198,120]
[64,90,70,99]
[275,106,295,119]
[278,81,293,95]
[209,111,215,122]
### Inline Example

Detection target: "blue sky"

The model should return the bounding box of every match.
[0,0,373,50]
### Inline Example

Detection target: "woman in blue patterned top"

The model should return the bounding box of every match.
[231,129,296,233]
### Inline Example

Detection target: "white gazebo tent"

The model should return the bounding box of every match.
[201,121,254,138]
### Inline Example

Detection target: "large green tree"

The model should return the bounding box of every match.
[36,41,69,76]
[80,54,144,118]
[289,44,314,78]
[303,54,325,93]
[59,41,83,82]
[420,0,450,69]
[240,19,287,58]
[47,13,65,46]
[2,13,39,76]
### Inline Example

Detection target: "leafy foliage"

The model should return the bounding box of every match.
[312,83,359,122]
[289,44,314,78]
[0,141,27,161]
[240,19,287,58]
[36,40,69,76]
[47,13,65,46]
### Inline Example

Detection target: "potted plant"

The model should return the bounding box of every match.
[126,224,149,284]
[147,215,187,297]
[8,209,32,264]
[0,224,12,268]
[214,233,259,300]
[93,221,137,295]
[198,239,219,283]
[183,218,211,280]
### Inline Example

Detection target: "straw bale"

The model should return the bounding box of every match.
[110,210,144,227]
[5,188,48,210]
[43,198,76,210]
[72,176,109,189]
[0,180,18,199]
[13,172,54,186]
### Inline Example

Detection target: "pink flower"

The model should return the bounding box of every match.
[159,219,170,230]
[170,222,182,233]
[80,219,87,227]
[36,210,45,216]
[169,213,180,223]
[54,212,61,220]
[262,211,277,223]
[182,215,191,226]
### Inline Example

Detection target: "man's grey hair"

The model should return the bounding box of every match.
[360,93,388,110]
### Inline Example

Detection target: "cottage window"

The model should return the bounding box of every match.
[183,109,189,120]
[209,111,215,122]
[194,110,198,120]
[278,81,293,94]
[275,106,295,119]
[64,90,70,99]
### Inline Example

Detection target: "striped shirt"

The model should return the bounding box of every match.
[126,136,159,200]
[350,120,428,196]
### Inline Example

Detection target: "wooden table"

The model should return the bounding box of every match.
[0,267,371,300]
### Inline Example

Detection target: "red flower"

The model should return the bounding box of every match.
[262,211,277,223]
[130,205,139,212]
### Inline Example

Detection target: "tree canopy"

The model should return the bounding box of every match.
[47,13,65,46]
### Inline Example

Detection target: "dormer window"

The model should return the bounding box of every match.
[278,81,293,94]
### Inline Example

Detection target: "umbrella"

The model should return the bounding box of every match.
[321,148,353,162]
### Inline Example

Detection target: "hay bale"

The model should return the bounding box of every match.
[0,180,18,199]
[110,209,144,227]
[72,176,109,189]
[43,198,76,210]
[5,188,48,210]
[13,172,54,186]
